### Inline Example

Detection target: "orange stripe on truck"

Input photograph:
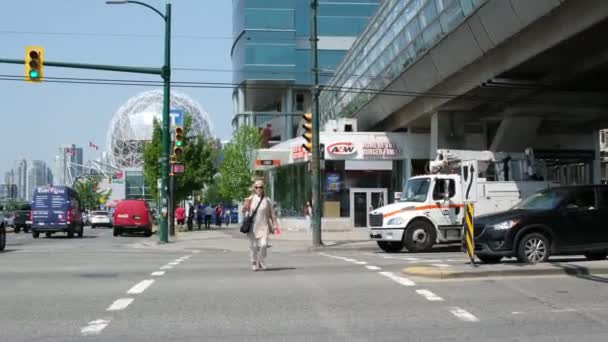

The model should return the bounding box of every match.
[383,203,464,218]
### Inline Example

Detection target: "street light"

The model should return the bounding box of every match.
[106,0,172,244]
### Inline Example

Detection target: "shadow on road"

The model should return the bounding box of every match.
[554,263,608,283]
[263,267,296,272]
[46,235,99,239]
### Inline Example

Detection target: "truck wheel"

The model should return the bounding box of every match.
[24,226,30,233]
[67,229,74,238]
[404,221,436,253]
[14,226,21,234]
[0,226,6,251]
[32,231,39,239]
[477,254,503,264]
[144,230,153,237]
[517,233,550,263]
[77,225,84,238]
[377,241,403,253]
[113,229,120,237]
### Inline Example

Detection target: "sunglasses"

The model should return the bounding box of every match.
[254,186,264,189]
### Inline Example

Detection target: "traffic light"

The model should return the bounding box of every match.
[25,46,44,82]
[173,126,184,157]
[301,112,313,153]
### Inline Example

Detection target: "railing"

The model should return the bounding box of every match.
[319,0,487,122]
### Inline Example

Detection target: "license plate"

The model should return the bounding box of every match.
[117,214,129,219]
[133,215,141,220]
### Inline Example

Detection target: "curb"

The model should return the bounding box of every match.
[402,263,608,279]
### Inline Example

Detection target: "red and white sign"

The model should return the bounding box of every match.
[327,142,357,156]
[363,142,400,156]
[291,146,307,160]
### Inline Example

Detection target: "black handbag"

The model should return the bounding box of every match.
[240,195,264,234]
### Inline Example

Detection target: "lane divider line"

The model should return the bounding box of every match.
[106,298,134,311]
[81,319,110,336]
[127,279,155,295]
[343,258,357,262]
[365,265,382,271]
[151,271,165,276]
[378,271,416,287]
[449,307,479,322]
[354,261,367,265]
[160,265,173,270]
[416,289,444,302]
[431,263,450,268]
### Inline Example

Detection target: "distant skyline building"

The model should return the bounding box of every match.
[14,158,28,201]
[231,0,379,142]
[0,184,18,202]
[54,144,83,186]
[27,160,53,200]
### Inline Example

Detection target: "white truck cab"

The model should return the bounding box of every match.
[369,149,557,253]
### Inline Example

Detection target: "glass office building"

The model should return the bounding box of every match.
[231,0,379,142]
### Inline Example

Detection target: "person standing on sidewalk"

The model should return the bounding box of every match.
[204,204,214,230]
[175,205,186,232]
[243,180,279,271]
[304,201,312,235]
[187,205,194,231]
[196,204,204,230]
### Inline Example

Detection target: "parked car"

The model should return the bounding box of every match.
[31,186,84,238]
[90,211,112,228]
[13,203,31,233]
[475,185,608,264]
[112,200,155,237]
[0,204,6,251]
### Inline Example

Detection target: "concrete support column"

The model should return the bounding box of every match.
[430,112,439,159]
[593,129,601,184]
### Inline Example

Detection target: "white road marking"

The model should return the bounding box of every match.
[378,271,416,287]
[449,307,479,322]
[381,255,420,261]
[81,319,110,335]
[365,265,382,271]
[106,298,134,311]
[168,261,180,265]
[416,289,444,302]
[432,263,450,268]
[127,279,155,294]
[160,265,173,270]
[344,258,358,262]
[354,261,368,265]
[151,271,165,276]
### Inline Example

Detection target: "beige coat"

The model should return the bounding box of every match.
[246,194,277,239]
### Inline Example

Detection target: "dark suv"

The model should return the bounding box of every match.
[474,185,608,264]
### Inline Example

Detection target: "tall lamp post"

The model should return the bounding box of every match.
[106,0,171,243]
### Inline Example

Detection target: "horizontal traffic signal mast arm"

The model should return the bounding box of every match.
[0,58,161,75]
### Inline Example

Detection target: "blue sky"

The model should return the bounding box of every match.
[0,0,233,177]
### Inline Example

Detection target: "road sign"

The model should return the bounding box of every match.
[169,109,184,127]
[463,203,475,264]
[461,161,478,203]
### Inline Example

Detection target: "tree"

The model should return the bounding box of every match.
[218,126,262,202]
[142,115,218,204]
[73,177,108,211]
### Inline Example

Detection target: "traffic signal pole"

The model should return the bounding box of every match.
[310,0,323,247]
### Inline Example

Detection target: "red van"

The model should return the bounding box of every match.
[113,200,155,237]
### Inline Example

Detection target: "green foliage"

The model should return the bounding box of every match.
[73,177,107,211]
[218,126,262,202]
[143,119,163,202]
[142,115,218,204]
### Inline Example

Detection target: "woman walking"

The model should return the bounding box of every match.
[243,180,278,271]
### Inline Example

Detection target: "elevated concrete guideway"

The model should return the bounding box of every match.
[336,0,608,183]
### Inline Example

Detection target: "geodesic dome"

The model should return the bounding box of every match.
[106,89,213,169]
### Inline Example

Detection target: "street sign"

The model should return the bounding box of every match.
[169,109,184,127]
[172,163,185,174]
[463,203,475,264]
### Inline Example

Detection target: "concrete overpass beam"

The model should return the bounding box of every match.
[490,117,542,152]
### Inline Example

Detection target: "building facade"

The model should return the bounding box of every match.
[231,0,379,142]
[54,144,83,186]
[27,160,53,200]
[14,158,28,201]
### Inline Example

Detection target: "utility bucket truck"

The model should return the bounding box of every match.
[369,149,557,253]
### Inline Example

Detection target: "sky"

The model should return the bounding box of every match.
[0,0,234,178]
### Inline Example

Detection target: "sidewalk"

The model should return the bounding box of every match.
[402,257,608,279]
[127,225,377,253]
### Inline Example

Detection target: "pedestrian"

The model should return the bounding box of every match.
[214,204,223,229]
[175,205,186,232]
[196,204,204,230]
[242,180,279,271]
[204,203,213,229]
[224,208,231,226]
[187,204,194,231]
[304,201,312,234]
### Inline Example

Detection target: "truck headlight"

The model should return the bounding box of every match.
[488,220,519,230]
[387,218,405,226]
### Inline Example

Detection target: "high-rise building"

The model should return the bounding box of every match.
[54,144,84,186]
[27,160,53,200]
[0,184,18,202]
[14,158,28,201]
[231,0,379,143]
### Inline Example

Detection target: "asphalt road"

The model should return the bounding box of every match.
[2,227,608,341]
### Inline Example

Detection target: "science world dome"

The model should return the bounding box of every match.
[106,89,214,169]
